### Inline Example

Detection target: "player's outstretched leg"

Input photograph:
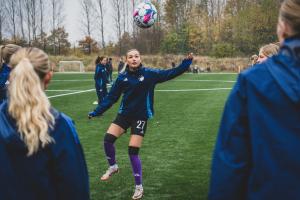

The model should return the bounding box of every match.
[101,133,119,181]
[129,146,143,199]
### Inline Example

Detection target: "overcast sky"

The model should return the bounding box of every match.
[64,0,119,45]
[64,0,81,43]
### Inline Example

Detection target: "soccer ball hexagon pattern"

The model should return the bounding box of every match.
[133,2,157,28]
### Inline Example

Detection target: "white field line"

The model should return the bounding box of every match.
[46,89,84,92]
[54,72,237,75]
[173,80,235,83]
[156,88,232,92]
[185,72,237,75]
[54,72,118,74]
[48,89,95,99]
[51,79,93,82]
[51,79,235,83]
[47,87,232,99]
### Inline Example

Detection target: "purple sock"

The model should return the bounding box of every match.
[104,141,116,166]
[129,154,142,185]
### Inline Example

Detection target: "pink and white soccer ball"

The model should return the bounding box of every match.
[133,2,157,28]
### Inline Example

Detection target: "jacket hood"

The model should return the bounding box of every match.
[0,102,26,150]
[266,36,300,103]
[0,102,59,151]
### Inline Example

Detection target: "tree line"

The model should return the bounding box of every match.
[0,0,282,57]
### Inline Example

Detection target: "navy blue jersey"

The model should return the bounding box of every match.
[0,102,90,200]
[94,64,108,89]
[209,36,300,200]
[91,59,192,119]
[0,64,11,104]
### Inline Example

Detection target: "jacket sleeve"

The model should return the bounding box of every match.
[93,77,123,116]
[101,68,109,84]
[154,59,192,83]
[0,64,11,89]
[0,137,18,200]
[94,65,98,80]
[50,114,90,200]
[208,74,251,200]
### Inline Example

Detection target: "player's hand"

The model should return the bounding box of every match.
[186,53,194,60]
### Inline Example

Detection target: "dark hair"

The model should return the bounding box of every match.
[95,56,106,65]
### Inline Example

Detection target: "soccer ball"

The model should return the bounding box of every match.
[133,2,157,28]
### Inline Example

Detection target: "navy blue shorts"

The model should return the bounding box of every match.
[112,114,147,137]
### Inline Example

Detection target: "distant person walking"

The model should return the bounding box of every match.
[118,57,125,73]
[94,56,109,105]
[209,0,300,199]
[106,57,113,82]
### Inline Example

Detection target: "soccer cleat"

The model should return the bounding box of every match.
[132,185,143,200]
[100,165,119,181]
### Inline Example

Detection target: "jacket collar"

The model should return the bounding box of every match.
[280,34,300,61]
[126,64,143,75]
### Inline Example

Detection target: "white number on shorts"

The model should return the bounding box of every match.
[136,120,146,129]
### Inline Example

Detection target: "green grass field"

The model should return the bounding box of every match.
[47,72,237,200]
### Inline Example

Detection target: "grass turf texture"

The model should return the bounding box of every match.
[47,72,236,200]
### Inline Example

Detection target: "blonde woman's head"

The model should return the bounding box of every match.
[277,0,300,43]
[250,54,258,65]
[8,47,54,156]
[0,44,21,67]
[257,43,280,63]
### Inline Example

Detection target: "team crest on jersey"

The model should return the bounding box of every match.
[138,76,144,82]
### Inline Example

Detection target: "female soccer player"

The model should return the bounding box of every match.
[94,56,109,104]
[0,47,89,200]
[88,49,193,200]
[257,43,280,63]
[0,44,21,104]
[209,0,300,199]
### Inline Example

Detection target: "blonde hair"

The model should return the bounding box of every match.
[259,43,280,58]
[0,44,21,67]
[120,49,140,73]
[250,54,258,65]
[8,47,55,156]
[280,0,300,36]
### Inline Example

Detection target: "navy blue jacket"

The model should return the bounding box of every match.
[0,102,90,200]
[0,64,11,104]
[209,36,300,200]
[92,59,192,119]
[94,64,108,89]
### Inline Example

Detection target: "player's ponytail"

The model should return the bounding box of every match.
[8,48,55,156]
[0,44,21,69]
[120,62,128,73]
[280,0,300,36]
[0,45,5,68]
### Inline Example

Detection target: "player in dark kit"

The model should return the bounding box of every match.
[94,56,109,104]
[88,49,193,200]
[0,44,21,104]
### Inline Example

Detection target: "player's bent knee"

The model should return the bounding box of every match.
[104,133,117,144]
[128,146,140,155]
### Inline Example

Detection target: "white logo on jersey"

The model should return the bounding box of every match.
[139,76,144,82]
[124,78,128,82]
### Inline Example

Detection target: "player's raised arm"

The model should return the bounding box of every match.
[154,53,194,83]
[88,77,123,118]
